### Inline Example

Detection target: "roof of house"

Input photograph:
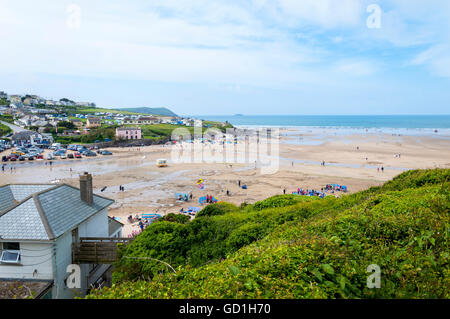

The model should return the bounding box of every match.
[11,131,37,141]
[116,127,141,131]
[0,184,114,241]
[138,117,158,121]
[108,217,123,236]
[0,279,53,299]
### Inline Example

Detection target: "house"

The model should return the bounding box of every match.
[116,127,142,140]
[71,119,84,128]
[9,95,22,104]
[0,173,121,299]
[11,131,53,146]
[86,117,101,128]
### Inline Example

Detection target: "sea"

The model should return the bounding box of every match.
[194,115,450,143]
[195,115,450,129]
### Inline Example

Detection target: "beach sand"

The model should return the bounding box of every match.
[1,129,449,236]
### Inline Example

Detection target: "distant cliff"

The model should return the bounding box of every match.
[118,107,178,117]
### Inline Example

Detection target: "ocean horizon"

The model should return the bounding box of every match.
[193,115,450,129]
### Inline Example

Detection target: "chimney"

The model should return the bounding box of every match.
[79,172,93,205]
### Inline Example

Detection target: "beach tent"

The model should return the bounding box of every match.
[242,185,248,189]
[141,213,162,220]
[175,193,189,201]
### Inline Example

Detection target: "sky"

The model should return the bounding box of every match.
[0,0,449,115]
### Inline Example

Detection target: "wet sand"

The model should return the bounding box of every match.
[1,130,449,236]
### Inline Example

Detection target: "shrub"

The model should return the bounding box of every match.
[197,202,238,217]
[253,194,314,211]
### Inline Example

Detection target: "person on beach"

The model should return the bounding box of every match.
[238,180,241,187]
[283,188,286,195]
[381,166,384,172]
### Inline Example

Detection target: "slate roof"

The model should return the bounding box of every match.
[0,184,114,241]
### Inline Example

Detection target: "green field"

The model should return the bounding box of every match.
[78,108,149,116]
[87,168,450,299]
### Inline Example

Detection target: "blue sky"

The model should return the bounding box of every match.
[0,0,449,115]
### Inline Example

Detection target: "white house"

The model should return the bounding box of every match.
[0,173,122,299]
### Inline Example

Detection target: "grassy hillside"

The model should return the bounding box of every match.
[119,107,178,117]
[87,169,450,299]
[0,123,12,137]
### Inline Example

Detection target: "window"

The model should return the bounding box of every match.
[3,243,20,250]
[0,242,21,264]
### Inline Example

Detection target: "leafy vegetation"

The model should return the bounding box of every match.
[88,169,450,299]
[0,114,14,124]
[0,123,12,137]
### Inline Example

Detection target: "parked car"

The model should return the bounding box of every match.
[36,154,44,160]
[74,152,82,158]
[68,153,74,159]
[18,156,25,161]
[46,154,54,160]
[85,151,97,157]
[2,156,8,162]
[101,150,112,155]
[60,154,67,159]
[28,156,34,161]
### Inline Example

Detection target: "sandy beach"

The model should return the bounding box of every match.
[2,128,450,236]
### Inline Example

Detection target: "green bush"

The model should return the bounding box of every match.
[161,213,190,224]
[0,123,12,136]
[197,202,238,217]
[253,194,315,211]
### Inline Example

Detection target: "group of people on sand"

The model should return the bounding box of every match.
[178,193,193,201]
[377,166,385,172]
[2,164,16,173]
[205,194,215,203]
[283,187,325,198]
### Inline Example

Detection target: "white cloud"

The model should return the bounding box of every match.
[411,45,450,78]
[333,60,378,77]
[277,0,362,28]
